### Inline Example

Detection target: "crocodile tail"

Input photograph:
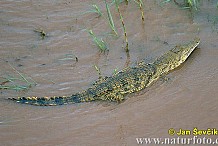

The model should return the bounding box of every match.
[8,93,92,106]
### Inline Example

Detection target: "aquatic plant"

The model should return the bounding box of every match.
[58,53,78,62]
[34,28,47,39]
[135,0,145,21]
[105,0,118,36]
[115,0,129,52]
[161,0,200,10]
[88,29,108,52]
[86,4,103,17]
[94,65,102,77]
[0,63,36,91]
[185,0,199,10]
[111,0,128,5]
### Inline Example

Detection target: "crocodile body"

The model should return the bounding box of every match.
[9,38,200,106]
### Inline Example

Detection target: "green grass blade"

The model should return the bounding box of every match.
[92,4,102,16]
[105,0,118,36]
[88,30,108,52]
[0,63,36,91]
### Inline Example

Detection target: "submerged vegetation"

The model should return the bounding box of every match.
[94,65,102,77]
[34,28,47,39]
[161,0,200,10]
[175,0,200,10]
[105,0,118,36]
[58,53,78,62]
[88,29,108,52]
[0,63,36,91]
[90,4,103,17]
[115,0,129,52]
[136,0,145,21]
[85,4,103,17]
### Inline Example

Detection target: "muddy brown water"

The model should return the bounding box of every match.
[0,1,218,146]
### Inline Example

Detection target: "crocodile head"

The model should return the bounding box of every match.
[154,38,200,75]
[171,37,200,64]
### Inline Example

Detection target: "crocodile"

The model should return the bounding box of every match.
[9,38,200,106]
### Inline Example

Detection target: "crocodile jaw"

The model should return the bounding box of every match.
[176,37,200,63]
